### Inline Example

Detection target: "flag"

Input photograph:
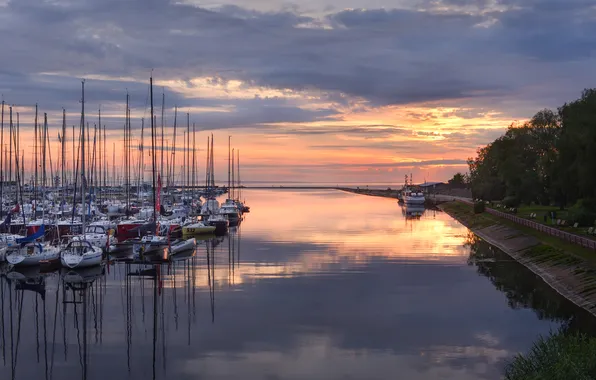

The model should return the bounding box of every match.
[10,203,20,214]
[156,174,162,216]
[58,133,62,143]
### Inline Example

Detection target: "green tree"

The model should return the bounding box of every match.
[448,172,467,186]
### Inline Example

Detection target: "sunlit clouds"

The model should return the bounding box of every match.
[2,0,595,183]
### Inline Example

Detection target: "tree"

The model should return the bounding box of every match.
[448,172,467,187]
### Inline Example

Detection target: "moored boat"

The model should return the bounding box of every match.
[60,240,103,269]
[168,237,196,256]
[7,243,61,267]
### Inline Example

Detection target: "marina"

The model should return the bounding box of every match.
[1,189,594,380]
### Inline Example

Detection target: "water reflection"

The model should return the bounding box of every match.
[465,232,596,335]
[0,190,594,380]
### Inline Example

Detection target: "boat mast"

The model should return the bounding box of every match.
[228,136,231,195]
[139,118,145,194]
[61,109,66,214]
[237,150,241,201]
[160,91,165,182]
[210,134,214,190]
[231,148,234,200]
[42,113,47,236]
[98,109,102,205]
[170,106,177,188]
[8,107,12,196]
[34,104,38,208]
[125,92,130,213]
[205,136,209,192]
[150,76,157,223]
[80,80,86,231]
[192,122,196,192]
[186,113,190,195]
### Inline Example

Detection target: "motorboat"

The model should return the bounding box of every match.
[60,240,103,268]
[7,243,61,267]
[182,221,216,235]
[168,238,196,256]
[219,200,241,225]
[139,235,168,255]
[107,238,139,260]
[205,214,229,235]
[117,218,149,240]
[403,187,425,205]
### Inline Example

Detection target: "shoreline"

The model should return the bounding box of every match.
[440,202,596,317]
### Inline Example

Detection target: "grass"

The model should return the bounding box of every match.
[441,201,596,266]
[497,204,596,237]
[505,331,596,380]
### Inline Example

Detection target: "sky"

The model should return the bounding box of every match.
[0,0,595,185]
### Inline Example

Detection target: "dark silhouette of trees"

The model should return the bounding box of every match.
[468,90,596,215]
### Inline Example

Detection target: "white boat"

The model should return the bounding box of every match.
[0,233,24,248]
[6,243,61,267]
[403,187,425,205]
[219,200,241,224]
[200,198,220,215]
[139,235,168,255]
[169,238,196,255]
[71,225,110,251]
[60,240,103,268]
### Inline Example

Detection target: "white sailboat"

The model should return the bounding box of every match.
[60,81,103,269]
[6,241,60,267]
[6,113,61,268]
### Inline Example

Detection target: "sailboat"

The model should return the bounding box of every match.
[60,81,103,269]
[6,114,61,267]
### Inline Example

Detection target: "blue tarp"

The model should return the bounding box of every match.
[16,224,45,245]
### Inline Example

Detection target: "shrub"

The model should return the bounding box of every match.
[568,209,596,227]
[505,331,596,380]
[473,201,485,214]
[503,195,521,208]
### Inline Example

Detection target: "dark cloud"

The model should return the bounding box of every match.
[1,0,595,121]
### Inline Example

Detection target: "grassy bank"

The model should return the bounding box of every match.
[505,331,596,380]
[442,202,596,265]
[442,201,596,316]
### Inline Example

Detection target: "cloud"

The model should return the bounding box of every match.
[2,0,595,113]
[1,0,596,182]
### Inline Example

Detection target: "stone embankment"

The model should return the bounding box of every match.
[441,202,596,317]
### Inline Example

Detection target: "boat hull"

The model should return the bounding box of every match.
[404,196,425,205]
[7,247,60,267]
[61,251,103,269]
[169,238,196,256]
[182,225,216,235]
[117,223,143,240]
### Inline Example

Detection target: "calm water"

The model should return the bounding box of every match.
[0,189,593,380]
